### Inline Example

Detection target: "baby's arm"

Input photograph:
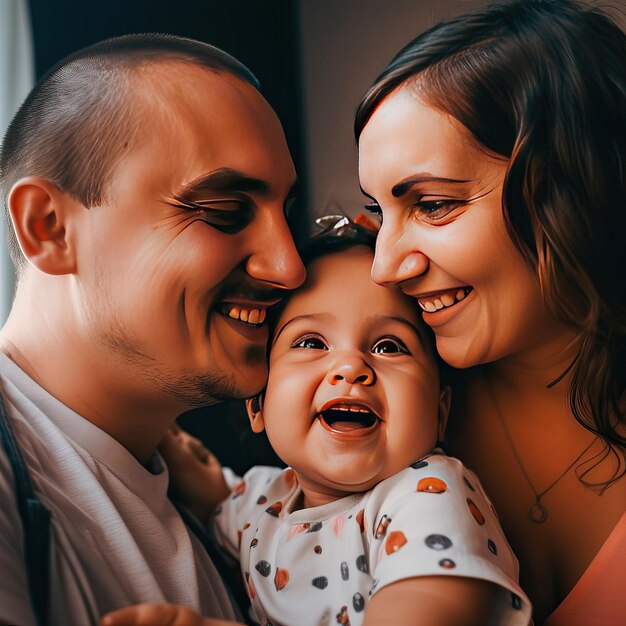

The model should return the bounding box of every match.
[364,576,498,626]
[159,425,231,524]
[101,603,245,626]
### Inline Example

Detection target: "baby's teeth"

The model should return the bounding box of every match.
[441,293,455,306]
[229,307,240,320]
[248,309,260,324]
[456,289,466,301]
[239,309,249,322]
[423,301,437,312]
[259,309,267,323]
[434,299,444,310]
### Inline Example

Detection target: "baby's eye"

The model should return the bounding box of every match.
[371,337,408,355]
[292,335,328,350]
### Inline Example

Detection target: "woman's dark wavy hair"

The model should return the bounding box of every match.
[355,0,626,488]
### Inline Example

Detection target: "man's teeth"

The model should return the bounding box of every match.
[227,306,267,325]
[419,288,470,313]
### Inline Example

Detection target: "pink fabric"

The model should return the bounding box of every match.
[544,511,626,626]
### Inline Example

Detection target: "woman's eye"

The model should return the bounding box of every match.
[364,202,382,216]
[292,336,328,350]
[372,338,408,355]
[413,199,464,222]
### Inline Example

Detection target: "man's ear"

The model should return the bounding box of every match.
[437,385,452,442]
[8,177,78,275]
[245,396,266,433]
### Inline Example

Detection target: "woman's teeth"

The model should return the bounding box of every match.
[227,306,267,325]
[418,288,471,313]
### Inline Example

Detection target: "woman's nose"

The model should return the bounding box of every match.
[371,222,429,286]
[327,356,375,386]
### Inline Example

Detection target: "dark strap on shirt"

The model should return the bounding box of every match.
[0,389,246,626]
[0,391,51,626]
[171,498,249,624]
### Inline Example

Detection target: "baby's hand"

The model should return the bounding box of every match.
[101,603,242,626]
[159,425,231,523]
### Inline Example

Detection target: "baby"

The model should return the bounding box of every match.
[103,224,531,626]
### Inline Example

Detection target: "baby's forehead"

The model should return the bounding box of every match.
[273,250,435,347]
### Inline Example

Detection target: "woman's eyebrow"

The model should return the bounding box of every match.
[177,168,272,199]
[391,174,473,198]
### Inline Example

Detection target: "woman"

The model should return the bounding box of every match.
[355,1,625,624]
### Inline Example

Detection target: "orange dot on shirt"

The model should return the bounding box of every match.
[467,498,486,525]
[274,568,289,591]
[356,509,366,533]
[284,469,297,487]
[232,481,246,497]
[417,477,447,493]
[385,530,408,555]
[266,501,283,517]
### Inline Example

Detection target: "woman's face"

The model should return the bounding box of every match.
[359,86,559,369]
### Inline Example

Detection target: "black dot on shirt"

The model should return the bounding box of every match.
[424,534,452,550]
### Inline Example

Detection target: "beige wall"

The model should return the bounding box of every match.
[298,0,626,221]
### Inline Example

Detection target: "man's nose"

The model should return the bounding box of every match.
[246,213,306,290]
[371,221,429,287]
[327,355,375,386]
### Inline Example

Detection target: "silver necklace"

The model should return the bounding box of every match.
[489,379,596,524]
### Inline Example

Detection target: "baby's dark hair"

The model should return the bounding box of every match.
[266,217,376,332]
[267,217,449,383]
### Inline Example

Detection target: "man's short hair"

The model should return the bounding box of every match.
[0,34,260,273]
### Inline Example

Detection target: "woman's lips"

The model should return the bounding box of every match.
[416,287,473,313]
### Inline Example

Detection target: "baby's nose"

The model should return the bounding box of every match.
[327,357,375,386]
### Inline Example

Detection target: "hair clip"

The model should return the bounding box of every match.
[314,212,380,236]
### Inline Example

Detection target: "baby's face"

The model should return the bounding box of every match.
[260,245,444,504]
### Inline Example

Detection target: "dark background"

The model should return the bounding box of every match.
[28,0,296,473]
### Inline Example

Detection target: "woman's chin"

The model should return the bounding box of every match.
[435,336,490,370]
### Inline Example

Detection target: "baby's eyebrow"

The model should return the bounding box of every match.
[372,315,429,345]
[271,313,333,346]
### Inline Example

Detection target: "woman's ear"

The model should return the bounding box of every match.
[8,177,78,275]
[437,385,452,442]
[245,396,266,433]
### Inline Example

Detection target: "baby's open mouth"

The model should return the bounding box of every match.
[317,404,380,433]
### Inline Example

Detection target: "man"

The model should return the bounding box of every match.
[0,34,305,626]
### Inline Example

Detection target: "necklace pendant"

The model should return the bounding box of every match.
[528,501,548,524]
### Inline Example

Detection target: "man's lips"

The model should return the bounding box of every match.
[216,299,282,326]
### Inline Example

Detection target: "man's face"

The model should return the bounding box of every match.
[74,62,305,407]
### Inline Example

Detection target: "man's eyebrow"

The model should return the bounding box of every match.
[391,174,472,198]
[177,168,271,199]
